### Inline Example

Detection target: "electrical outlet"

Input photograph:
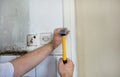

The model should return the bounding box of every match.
[40,32,52,45]
[27,34,38,46]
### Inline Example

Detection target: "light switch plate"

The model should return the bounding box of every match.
[40,32,52,45]
[27,34,38,46]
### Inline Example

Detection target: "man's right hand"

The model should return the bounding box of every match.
[58,58,74,77]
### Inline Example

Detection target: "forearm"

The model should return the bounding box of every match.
[60,74,73,77]
[11,43,54,77]
[60,73,72,77]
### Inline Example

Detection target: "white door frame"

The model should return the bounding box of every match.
[63,0,78,77]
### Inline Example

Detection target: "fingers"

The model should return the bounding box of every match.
[65,28,70,35]
[54,28,62,33]
[59,58,73,64]
[66,58,74,64]
[54,28,70,36]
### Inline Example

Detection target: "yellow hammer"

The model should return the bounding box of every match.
[60,28,67,64]
[62,35,67,62]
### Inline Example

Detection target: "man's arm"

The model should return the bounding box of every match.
[11,43,54,77]
[58,58,74,77]
[11,28,69,77]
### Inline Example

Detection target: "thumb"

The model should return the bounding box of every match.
[59,58,64,65]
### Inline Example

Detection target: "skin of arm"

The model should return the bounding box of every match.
[58,58,74,77]
[11,28,69,77]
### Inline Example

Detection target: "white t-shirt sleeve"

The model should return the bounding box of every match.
[0,62,14,77]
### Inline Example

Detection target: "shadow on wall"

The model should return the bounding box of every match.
[0,0,29,52]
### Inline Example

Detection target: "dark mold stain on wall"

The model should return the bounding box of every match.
[0,0,29,55]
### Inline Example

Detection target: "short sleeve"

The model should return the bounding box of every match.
[0,62,14,77]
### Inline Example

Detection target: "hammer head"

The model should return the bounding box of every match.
[60,28,67,35]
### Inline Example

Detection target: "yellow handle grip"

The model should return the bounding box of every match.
[62,36,67,61]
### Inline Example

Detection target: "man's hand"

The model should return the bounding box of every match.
[58,58,74,77]
[51,28,69,49]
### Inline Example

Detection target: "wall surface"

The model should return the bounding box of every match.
[0,0,29,51]
[0,0,63,77]
[75,0,120,77]
[0,0,77,77]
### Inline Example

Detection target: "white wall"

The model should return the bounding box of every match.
[75,0,120,77]
[0,0,29,51]
[0,0,62,76]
